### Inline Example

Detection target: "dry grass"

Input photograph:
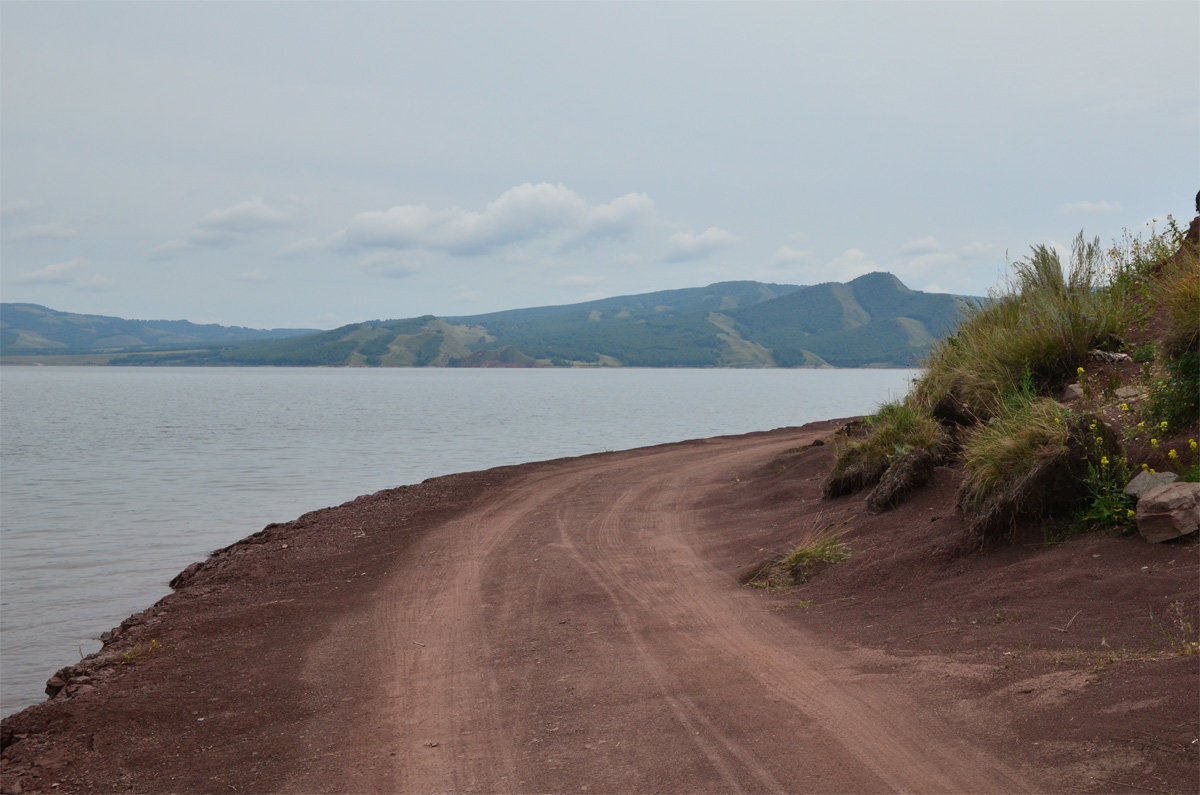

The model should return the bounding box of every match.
[914,233,1122,421]
[959,397,1071,504]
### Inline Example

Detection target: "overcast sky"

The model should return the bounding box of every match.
[2,1,1196,329]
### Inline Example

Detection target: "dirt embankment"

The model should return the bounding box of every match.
[2,421,1197,793]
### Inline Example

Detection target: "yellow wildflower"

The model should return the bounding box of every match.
[1100,456,1109,467]
[1160,420,1169,433]
[1126,509,1136,519]
[1120,403,1129,412]
[1191,439,1197,451]
[1141,463,1149,470]
[1151,438,1159,448]
[1077,366,1085,376]
[1168,449,1179,461]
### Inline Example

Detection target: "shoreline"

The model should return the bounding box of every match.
[3,420,1196,793]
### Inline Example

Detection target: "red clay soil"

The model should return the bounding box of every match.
[2,421,1197,794]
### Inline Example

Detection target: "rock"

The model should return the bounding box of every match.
[1061,383,1083,401]
[1137,483,1200,543]
[1124,470,1179,498]
[866,449,938,513]
[1089,349,1132,363]
[44,675,67,698]
[1115,385,1144,400]
[169,561,204,590]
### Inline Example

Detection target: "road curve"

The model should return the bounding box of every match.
[294,427,1034,793]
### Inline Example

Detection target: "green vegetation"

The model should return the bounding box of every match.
[914,232,1121,422]
[743,518,851,591]
[827,215,1200,543]
[828,399,948,497]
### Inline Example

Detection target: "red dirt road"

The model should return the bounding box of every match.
[3,422,1195,793]
[302,425,1027,793]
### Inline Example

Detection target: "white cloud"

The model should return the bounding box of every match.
[199,196,290,233]
[12,257,87,284]
[340,183,656,257]
[900,236,940,256]
[665,226,739,262]
[154,197,292,257]
[1058,200,1121,213]
[12,222,78,240]
[773,244,812,264]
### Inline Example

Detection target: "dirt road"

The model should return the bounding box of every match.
[289,425,1032,793]
[8,421,1195,793]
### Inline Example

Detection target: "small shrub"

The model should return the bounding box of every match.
[825,399,947,497]
[1148,349,1199,430]
[1131,344,1156,364]
[742,518,850,589]
[1077,428,1135,529]
[783,529,851,571]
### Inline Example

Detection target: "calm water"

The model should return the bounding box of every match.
[0,366,916,716]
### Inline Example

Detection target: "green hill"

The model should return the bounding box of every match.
[2,275,969,368]
[0,303,318,355]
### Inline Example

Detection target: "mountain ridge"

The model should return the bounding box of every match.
[1,274,971,367]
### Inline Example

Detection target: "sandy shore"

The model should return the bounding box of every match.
[2,420,1196,793]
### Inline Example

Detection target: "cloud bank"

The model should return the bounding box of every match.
[340,183,656,257]
[665,227,739,262]
[155,197,292,257]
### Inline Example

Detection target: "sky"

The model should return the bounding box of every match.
[1,1,1197,330]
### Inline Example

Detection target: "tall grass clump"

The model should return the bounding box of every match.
[958,397,1071,506]
[825,398,948,496]
[834,400,947,471]
[915,232,1123,422]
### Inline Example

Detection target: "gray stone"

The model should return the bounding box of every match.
[1136,482,1200,543]
[1062,383,1084,401]
[1115,385,1144,400]
[1090,349,1133,363]
[1124,470,1179,498]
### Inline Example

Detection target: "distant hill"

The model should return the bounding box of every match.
[0,304,318,355]
[1,275,971,367]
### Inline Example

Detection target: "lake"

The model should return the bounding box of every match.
[0,366,917,716]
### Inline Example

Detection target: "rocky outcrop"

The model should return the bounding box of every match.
[1136,482,1200,543]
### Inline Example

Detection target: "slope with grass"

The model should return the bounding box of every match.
[823,214,1199,544]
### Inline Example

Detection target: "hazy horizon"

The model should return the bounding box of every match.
[2,1,1196,329]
